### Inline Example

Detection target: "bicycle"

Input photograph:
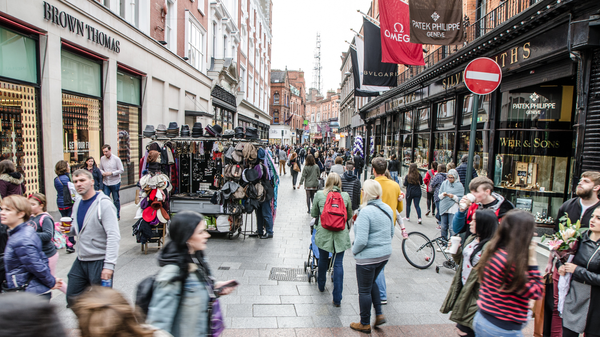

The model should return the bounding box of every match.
[401,231,457,273]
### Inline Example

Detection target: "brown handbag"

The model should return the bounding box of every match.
[293,162,301,172]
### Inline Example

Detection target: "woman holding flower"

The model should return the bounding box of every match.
[559,207,600,337]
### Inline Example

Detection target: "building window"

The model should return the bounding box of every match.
[116,71,141,187]
[212,22,217,58]
[223,34,228,58]
[274,110,279,124]
[248,74,253,102]
[166,0,176,52]
[188,19,204,71]
[239,66,245,93]
[274,92,279,104]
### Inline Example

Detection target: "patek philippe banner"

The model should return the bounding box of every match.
[409,0,465,45]
[362,18,398,87]
[350,47,381,97]
[379,0,425,65]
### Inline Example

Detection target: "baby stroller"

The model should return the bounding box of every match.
[304,218,333,283]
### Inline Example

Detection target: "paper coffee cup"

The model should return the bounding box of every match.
[466,193,476,203]
[60,217,72,233]
[447,236,462,254]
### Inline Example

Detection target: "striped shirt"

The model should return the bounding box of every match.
[477,249,543,330]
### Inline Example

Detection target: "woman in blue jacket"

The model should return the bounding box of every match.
[54,160,75,253]
[84,157,103,191]
[1,195,62,300]
[350,180,394,334]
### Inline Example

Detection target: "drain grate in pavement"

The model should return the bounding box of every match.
[218,266,231,270]
[269,267,308,282]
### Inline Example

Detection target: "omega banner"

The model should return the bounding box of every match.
[379,0,425,65]
[409,0,465,45]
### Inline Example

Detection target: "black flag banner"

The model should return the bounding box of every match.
[362,18,398,87]
[350,47,380,97]
[409,0,465,45]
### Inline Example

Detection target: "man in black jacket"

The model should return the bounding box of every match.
[353,154,364,181]
[341,161,361,211]
[554,171,600,231]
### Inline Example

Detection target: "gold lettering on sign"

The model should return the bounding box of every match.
[523,42,531,59]
[442,72,463,90]
[500,137,560,148]
[510,47,518,64]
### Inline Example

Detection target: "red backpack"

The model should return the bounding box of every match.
[320,191,348,231]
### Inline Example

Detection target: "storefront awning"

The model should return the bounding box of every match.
[312,134,323,139]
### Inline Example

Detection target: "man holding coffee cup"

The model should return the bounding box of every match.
[61,169,121,307]
[452,177,514,235]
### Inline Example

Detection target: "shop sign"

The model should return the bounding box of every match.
[497,130,573,157]
[506,87,562,121]
[385,87,428,112]
[43,1,121,53]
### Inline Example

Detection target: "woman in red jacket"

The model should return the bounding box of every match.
[423,162,438,217]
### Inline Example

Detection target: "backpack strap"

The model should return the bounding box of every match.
[369,203,393,227]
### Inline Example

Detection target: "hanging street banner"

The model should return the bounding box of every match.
[409,0,465,45]
[362,18,398,87]
[350,47,381,97]
[379,0,425,65]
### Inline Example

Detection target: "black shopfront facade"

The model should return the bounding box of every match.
[360,0,600,219]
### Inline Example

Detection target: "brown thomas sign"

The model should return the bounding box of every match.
[409,0,465,45]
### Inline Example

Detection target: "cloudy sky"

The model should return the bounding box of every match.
[271,0,372,94]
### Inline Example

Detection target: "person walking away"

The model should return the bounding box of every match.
[0,159,26,198]
[354,154,364,181]
[146,211,237,336]
[73,286,170,337]
[341,161,361,212]
[315,151,325,173]
[299,146,306,165]
[61,169,120,307]
[84,157,103,191]
[324,152,334,175]
[430,164,448,223]
[254,162,276,239]
[350,180,394,333]
[456,155,478,190]
[473,210,543,337]
[311,173,352,307]
[278,146,287,175]
[27,193,67,293]
[99,145,124,220]
[298,154,320,213]
[437,169,463,242]
[452,177,514,235]
[289,152,301,189]
[371,158,403,304]
[54,160,75,253]
[440,210,498,337]
[559,207,600,337]
[1,195,63,300]
[548,171,600,335]
[387,155,400,184]
[330,156,345,176]
[423,161,438,216]
[403,163,423,224]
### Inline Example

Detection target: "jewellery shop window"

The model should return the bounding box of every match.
[117,71,142,187]
[436,99,455,131]
[400,134,412,177]
[61,50,103,170]
[461,94,491,129]
[457,130,489,178]
[416,107,430,131]
[493,130,571,219]
[415,133,429,173]
[433,132,455,167]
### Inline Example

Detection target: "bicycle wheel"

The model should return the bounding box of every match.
[402,231,436,269]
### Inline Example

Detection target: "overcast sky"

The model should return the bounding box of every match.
[271,0,372,94]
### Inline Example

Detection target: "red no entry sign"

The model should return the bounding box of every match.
[463,57,502,95]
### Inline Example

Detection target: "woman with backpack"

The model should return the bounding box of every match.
[310,173,353,307]
[440,210,498,337]
[423,161,438,217]
[54,160,75,253]
[27,193,67,293]
[298,154,320,213]
[350,180,394,333]
[146,211,237,336]
[403,163,423,224]
[289,152,301,189]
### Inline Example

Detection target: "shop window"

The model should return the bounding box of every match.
[461,94,490,129]
[403,110,413,132]
[0,27,37,84]
[499,85,573,129]
[457,130,490,178]
[416,107,430,131]
[415,134,429,172]
[434,132,455,166]
[0,81,42,193]
[117,72,140,105]
[436,99,455,130]
[62,93,102,172]
[61,50,101,97]
[400,134,413,177]
[116,71,141,187]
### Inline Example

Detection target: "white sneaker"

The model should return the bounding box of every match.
[418,219,422,224]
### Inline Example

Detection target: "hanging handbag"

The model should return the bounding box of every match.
[293,162,301,172]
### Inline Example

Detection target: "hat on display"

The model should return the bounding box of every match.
[242,168,259,183]
[205,124,223,137]
[180,124,191,137]
[156,124,167,137]
[245,126,259,140]
[235,126,245,139]
[143,125,155,138]
[157,207,170,223]
[222,129,235,138]
[150,199,163,210]
[221,181,241,199]
[257,147,266,161]
[142,206,158,222]
[192,122,203,137]
[166,122,179,138]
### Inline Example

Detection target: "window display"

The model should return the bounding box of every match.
[415,133,429,172]
[62,93,102,170]
[117,104,139,187]
[433,132,454,166]
[401,134,412,177]
[462,94,491,129]
[457,130,489,178]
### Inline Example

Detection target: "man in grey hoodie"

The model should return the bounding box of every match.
[63,169,120,307]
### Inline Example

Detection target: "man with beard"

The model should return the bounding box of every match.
[554,171,600,231]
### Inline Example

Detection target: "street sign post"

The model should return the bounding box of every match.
[463,57,502,192]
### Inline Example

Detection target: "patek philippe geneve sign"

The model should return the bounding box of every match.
[43,1,121,53]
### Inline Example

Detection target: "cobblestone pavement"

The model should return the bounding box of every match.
[50,171,538,335]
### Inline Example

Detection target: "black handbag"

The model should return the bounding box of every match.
[56,177,73,207]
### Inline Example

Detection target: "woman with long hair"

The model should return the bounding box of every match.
[473,210,543,337]
[310,173,353,307]
[440,210,498,337]
[298,154,320,213]
[146,211,237,336]
[350,180,394,333]
[54,160,75,253]
[1,195,62,300]
[289,152,301,189]
[0,159,26,198]
[73,286,169,337]
[423,161,438,217]
[403,163,423,224]
[84,157,103,191]
[314,151,325,173]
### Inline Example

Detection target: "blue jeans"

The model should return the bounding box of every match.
[355,168,362,181]
[435,201,441,222]
[317,249,344,305]
[103,183,121,218]
[356,260,387,325]
[473,311,523,337]
[390,171,399,184]
[406,195,422,219]
[440,213,455,240]
[256,200,274,235]
[375,266,387,300]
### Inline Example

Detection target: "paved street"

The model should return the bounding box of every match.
[50,172,539,336]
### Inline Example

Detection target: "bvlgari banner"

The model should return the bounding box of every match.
[409,0,465,45]
[350,47,381,97]
[379,0,425,65]
[362,18,398,87]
